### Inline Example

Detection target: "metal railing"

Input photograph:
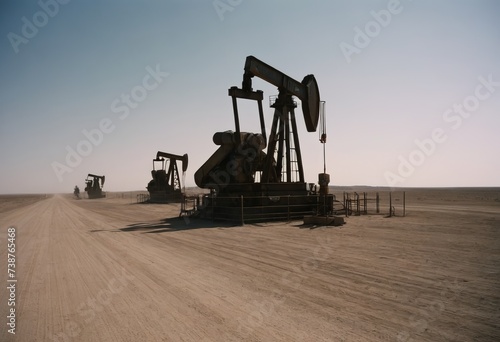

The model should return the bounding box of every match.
[136,193,150,203]
[194,193,335,225]
[180,191,406,224]
[342,191,406,217]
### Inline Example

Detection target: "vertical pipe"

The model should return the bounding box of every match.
[343,192,347,217]
[389,192,392,217]
[346,193,350,217]
[320,101,327,174]
[363,192,367,214]
[323,142,326,174]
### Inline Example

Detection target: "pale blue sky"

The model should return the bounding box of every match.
[1,0,499,193]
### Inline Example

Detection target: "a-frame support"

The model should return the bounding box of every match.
[261,92,305,184]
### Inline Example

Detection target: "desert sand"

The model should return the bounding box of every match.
[0,188,499,341]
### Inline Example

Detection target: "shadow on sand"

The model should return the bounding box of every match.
[116,217,240,233]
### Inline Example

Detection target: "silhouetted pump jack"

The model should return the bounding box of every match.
[194,56,333,222]
[84,174,106,199]
[147,151,188,203]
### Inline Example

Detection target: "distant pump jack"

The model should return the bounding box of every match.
[147,151,188,203]
[84,174,106,199]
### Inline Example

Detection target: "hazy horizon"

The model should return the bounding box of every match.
[3,185,500,196]
[1,0,499,194]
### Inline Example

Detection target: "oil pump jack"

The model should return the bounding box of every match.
[194,56,332,221]
[147,151,188,203]
[85,174,106,199]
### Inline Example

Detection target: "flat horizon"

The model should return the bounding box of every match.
[2,185,500,196]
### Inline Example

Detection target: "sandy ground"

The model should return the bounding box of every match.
[0,188,499,341]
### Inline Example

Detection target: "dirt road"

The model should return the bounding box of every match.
[1,191,499,341]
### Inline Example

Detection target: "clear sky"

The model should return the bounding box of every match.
[1,0,499,194]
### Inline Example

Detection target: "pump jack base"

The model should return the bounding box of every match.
[303,215,345,227]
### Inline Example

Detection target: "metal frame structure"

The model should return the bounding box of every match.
[193,56,332,222]
[84,174,106,199]
[147,151,188,203]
